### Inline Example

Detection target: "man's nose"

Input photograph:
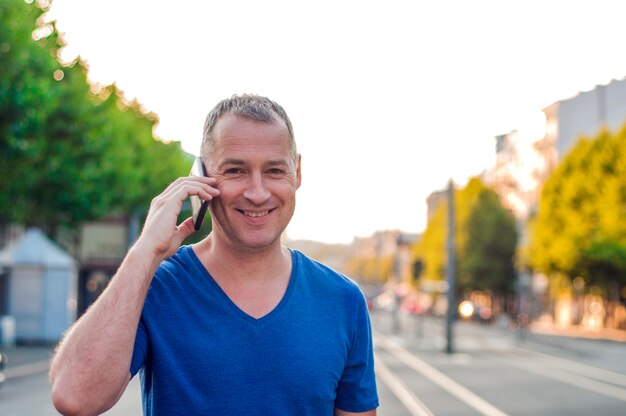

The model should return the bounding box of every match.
[243,173,271,204]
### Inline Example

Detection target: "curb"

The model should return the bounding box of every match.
[530,324,626,343]
[5,360,50,381]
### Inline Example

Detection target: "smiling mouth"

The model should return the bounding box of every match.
[238,209,272,217]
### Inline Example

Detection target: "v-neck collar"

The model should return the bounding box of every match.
[186,246,297,325]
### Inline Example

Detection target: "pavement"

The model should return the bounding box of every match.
[530,320,626,342]
[0,343,55,381]
[0,322,624,383]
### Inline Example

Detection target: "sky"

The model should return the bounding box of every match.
[44,0,626,244]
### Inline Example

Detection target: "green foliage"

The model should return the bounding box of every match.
[412,177,518,296]
[578,240,626,287]
[527,126,626,287]
[460,186,517,294]
[0,0,194,233]
[0,0,59,223]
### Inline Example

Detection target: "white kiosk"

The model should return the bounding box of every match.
[0,228,77,344]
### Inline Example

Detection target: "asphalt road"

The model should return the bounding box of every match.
[372,310,626,415]
[1,310,625,415]
[0,371,142,416]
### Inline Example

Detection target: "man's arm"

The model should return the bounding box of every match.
[335,409,377,416]
[49,176,219,416]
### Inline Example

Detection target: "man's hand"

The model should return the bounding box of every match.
[136,175,220,261]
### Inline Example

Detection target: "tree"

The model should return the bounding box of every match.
[30,59,106,229]
[0,0,61,224]
[412,178,518,302]
[0,0,194,237]
[460,186,517,296]
[411,201,446,283]
[527,126,626,292]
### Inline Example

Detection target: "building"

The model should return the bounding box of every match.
[426,189,448,223]
[347,230,419,285]
[76,217,131,315]
[487,77,626,223]
[538,77,626,181]
[486,130,543,222]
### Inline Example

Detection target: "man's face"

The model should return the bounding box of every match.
[205,113,301,252]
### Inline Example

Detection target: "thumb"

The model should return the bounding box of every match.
[165,218,197,257]
[174,217,197,244]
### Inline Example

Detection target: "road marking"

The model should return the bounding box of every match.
[501,354,626,402]
[376,332,509,416]
[505,348,626,388]
[453,321,626,389]
[375,353,434,416]
[452,319,626,390]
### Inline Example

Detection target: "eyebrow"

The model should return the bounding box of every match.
[217,158,246,169]
[266,159,290,167]
[217,158,290,169]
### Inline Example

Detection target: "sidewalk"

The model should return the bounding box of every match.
[0,344,55,380]
[530,320,626,343]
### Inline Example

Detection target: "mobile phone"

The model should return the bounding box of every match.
[189,157,209,231]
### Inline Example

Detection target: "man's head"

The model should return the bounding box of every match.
[200,94,301,252]
[201,94,297,164]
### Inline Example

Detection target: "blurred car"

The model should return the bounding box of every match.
[458,300,492,323]
[400,295,426,315]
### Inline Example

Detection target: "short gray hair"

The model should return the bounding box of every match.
[201,94,297,163]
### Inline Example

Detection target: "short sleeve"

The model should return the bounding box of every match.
[334,289,379,412]
[130,318,148,377]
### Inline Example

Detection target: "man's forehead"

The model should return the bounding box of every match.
[213,113,289,136]
[212,137,291,155]
[216,157,290,166]
[208,140,294,168]
[206,114,295,165]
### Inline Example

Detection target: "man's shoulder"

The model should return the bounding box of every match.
[152,245,200,284]
[292,249,361,293]
[143,246,205,311]
[156,244,188,269]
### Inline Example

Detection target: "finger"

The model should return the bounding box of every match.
[174,183,220,200]
[189,175,218,184]
[159,176,217,199]
[157,180,219,204]
[173,217,197,244]
[186,176,220,197]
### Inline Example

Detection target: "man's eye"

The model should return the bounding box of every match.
[267,168,286,176]
[224,168,244,175]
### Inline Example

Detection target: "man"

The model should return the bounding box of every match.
[50,94,378,415]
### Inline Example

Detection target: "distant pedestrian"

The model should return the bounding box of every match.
[49,94,379,416]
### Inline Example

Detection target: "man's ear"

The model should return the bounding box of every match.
[295,154,302,189]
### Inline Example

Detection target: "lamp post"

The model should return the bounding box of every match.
[445,179,456,354]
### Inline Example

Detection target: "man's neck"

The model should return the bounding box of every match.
[193,233,292,319]
[194,233,290,284]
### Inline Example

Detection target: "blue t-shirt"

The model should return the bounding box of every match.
[130,246,378,415]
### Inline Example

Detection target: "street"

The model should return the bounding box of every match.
[1,310,625,415]
[372,310,626,415]
[0,369,142,416]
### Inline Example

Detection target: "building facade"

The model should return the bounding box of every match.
[488,77,626,224]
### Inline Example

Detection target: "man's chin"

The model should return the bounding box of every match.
[231,233,283,253]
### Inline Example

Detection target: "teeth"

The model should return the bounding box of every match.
[244,211,269,217]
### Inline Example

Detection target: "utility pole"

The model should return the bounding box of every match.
[445,179,456,354]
